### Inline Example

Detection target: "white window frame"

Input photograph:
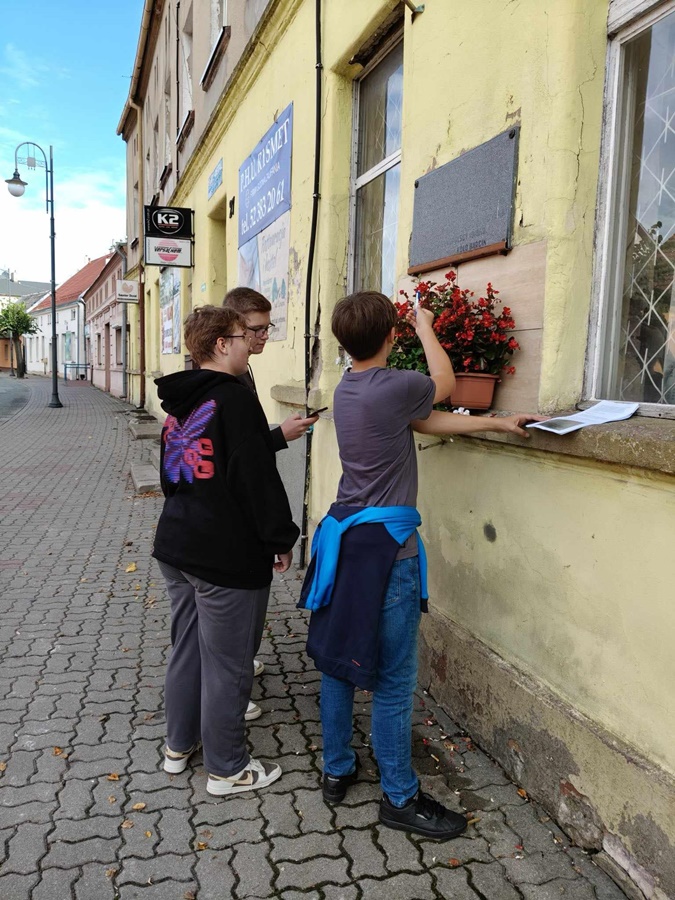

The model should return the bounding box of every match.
[347,34,403,296]
[588,0,675,416]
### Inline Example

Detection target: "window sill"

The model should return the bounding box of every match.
[176,111,195,153]
[271,382,323,411]
[416,411,675,476]
[200,26,231,92]
[159,163,173,190]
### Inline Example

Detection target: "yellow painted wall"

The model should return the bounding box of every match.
[417,437,675,777]
[140,0,675,779]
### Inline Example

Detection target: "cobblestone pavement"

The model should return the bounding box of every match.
[0,377,629,900]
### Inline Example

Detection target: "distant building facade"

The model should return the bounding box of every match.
[0,269,50,371]
[26,255,111,378]
[84,246,129,398]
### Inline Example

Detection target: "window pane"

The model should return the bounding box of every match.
[354,163,400,297]
[612,13,675,404]
[357,43,403,176]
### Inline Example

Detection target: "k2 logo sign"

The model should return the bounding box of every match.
[144,206,193,239]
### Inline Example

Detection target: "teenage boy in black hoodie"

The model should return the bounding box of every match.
[153,305,299,796]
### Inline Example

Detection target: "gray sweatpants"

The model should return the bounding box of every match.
[158,561,270,777]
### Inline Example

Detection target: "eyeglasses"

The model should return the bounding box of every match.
[246,323,276,337]
[227,334,250,342]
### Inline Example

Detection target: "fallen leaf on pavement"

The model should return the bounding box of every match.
[448,858,461,867]
[466,817,480,826]
[107,773,120,781]
[105,869,117,879]
[145,831,152,838]
[108,796,117,804]
[196,841,208,851]
[53,747,63,756]
[0,762,6,772]
[132,802,146,811]
[121,820,134,829]
[125,563,137,573]
[517,788,528,799]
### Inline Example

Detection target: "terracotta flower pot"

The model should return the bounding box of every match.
[447,372,499,410]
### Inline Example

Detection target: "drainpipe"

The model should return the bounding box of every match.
[299,0,323,567]
[176,1,181,180]
[130,96,146,409]
[77,296,86,372]
[117,246,129,399]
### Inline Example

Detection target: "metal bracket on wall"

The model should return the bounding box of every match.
[403,0,425,20]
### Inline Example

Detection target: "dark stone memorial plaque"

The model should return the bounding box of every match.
[408,127,520,275]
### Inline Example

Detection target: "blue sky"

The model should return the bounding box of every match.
[0,0,142,283]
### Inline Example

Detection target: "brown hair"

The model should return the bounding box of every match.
[331,291,397,360]
[222,287,271,315]
[184,305,247,365]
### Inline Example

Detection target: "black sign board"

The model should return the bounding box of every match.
[408,127,520,275]
[144,206,194,240]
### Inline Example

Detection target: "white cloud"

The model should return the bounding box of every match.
[0,44,69,91]
[0,164,127,283]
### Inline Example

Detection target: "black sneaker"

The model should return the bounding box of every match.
[322,755,361,804]
[379,790,468,840]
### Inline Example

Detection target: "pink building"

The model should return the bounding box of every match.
[84,245,128,398]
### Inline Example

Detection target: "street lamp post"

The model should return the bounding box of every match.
[5,142,62,408]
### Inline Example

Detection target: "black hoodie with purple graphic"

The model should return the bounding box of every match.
[152,369,299,589]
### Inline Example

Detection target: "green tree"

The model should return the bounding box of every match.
[0,301,39,378]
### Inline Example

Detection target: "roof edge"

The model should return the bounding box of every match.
[117,0,164,135]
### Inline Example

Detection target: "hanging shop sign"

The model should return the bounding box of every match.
[238,103,293,247]
[116,280,139,303]
[144,205,194,268]
[145,237,193,268]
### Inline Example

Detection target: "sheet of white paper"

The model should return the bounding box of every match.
[526,401,639,435]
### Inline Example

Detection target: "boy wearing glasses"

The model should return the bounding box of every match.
[223,287,319,449]
[223,287,319,702]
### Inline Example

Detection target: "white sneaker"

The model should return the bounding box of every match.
[163,742,200,774]
[245,700,262,721]
[207,758,281,796]
[253,659,265,677]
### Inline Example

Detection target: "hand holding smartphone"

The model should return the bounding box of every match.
[306,406,328,417]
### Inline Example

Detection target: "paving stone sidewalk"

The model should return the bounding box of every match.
[0,377,629,900]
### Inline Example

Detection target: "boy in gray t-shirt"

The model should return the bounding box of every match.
[320,290,540,840]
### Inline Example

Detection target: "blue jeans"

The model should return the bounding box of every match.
[320,557,422,807]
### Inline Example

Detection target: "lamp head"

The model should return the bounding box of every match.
[5,170,27,198]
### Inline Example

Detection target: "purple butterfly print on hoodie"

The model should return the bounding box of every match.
[163,399,217,484]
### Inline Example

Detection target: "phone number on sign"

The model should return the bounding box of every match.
[241,180,286,237]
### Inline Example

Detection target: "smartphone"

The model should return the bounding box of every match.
[307,406,328,417]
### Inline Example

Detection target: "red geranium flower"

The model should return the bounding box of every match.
[391,276,520,378]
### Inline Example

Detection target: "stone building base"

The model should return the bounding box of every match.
[419,610,675,900]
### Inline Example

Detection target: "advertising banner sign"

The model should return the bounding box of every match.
[145,237,193,268]
[238,210,290,342]
[116,280,139,303]
[238,104,293,247]
[160,269,181,354]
